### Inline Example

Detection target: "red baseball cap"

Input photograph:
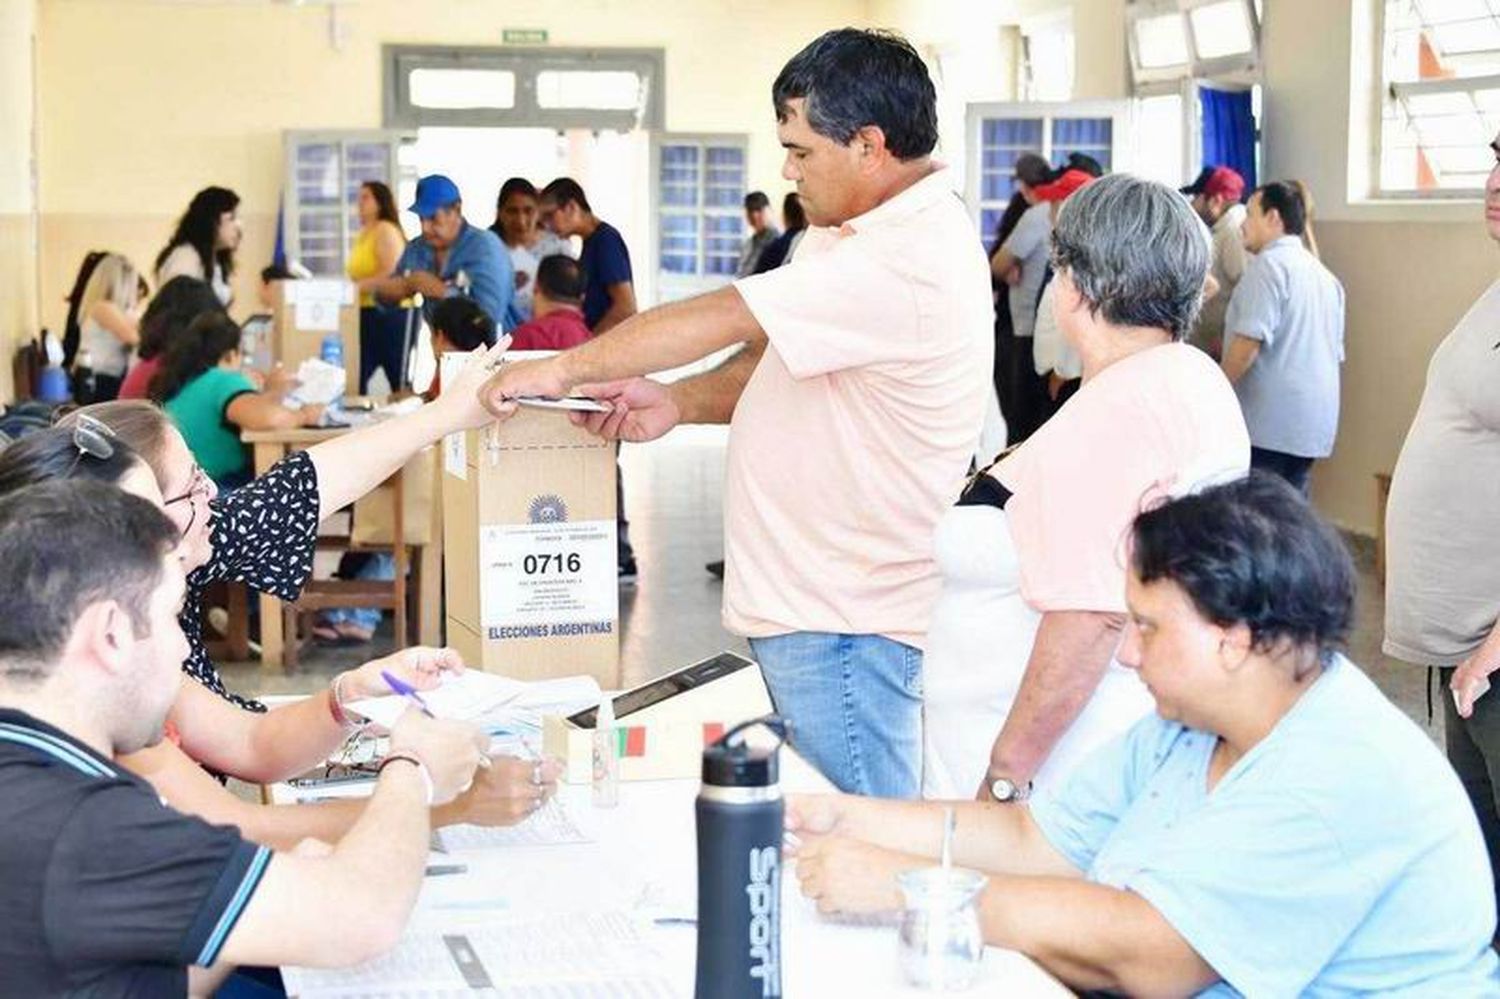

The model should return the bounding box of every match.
[1181,165,1245,203]
[1032,169,1095,203]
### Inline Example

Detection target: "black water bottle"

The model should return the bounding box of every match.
[695,716,788,999]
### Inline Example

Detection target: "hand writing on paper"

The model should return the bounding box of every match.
[566,378,681,444]
[388,710,489,805]
[343,645,465,703]
[439,756,565,828]
[795,836,915,915]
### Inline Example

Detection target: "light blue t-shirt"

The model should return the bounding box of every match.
[1031,656,1499,997]
[396,221,516,333]
[1224,235,1345,458]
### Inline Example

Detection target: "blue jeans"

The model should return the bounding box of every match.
[749,632,923,798]
[322,552,394,632]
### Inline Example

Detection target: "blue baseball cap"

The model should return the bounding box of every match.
[409,174,462,218]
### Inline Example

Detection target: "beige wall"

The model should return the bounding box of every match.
[33,0,871,331]
[1261,0,1498,535]
[1,0,38,401]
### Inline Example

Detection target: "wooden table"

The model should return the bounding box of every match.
[241,426,444,669]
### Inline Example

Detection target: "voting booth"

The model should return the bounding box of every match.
[440,354,619,683]
[270,279,359,385]
[544,652,775,783]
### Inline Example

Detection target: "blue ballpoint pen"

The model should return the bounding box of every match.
[381,669,435,717]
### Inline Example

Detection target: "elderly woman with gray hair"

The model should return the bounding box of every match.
[922,173,1251,800]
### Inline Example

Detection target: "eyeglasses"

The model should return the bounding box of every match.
[67,414,116,475]
[162,463,210,541]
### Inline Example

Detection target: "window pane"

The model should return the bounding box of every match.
[1189,1,1254,60]
[536,70,643,110]
[1135,12,1190,69]
[408,68,516,109]
[296,143,340,208]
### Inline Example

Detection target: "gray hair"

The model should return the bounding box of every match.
[1049,173,1211,341]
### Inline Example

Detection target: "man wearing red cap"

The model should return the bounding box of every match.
[1182,166,1248,359]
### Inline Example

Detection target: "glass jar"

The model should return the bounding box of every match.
[896,867,987,990]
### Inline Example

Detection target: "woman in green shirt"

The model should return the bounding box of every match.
[150,312,321,488]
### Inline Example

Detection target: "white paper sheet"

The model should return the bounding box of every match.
[513,395,611,413]
[347,670,601,730]
[281,911,682,998]
[437,797,594,852]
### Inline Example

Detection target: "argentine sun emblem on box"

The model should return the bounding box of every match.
[478,492,618,642]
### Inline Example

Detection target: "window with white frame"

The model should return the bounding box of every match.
[653,135,749,294]
[284,131,416,278]
[1127,0,1260,93]
[1380,0,1500,196]
[965,103,1129,250]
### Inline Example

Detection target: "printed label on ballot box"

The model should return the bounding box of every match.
[479,520,618,639]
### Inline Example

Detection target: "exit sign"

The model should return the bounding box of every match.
[503,29,549,44]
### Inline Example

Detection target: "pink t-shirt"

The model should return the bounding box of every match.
[118,356,160,400]
[997,343,1250,614]
[726,167,994,648]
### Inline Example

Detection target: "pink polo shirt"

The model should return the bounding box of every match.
[725,167,993,648]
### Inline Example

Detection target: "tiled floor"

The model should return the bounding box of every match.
[221,427,1443,747]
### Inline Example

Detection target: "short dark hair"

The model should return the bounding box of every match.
[137,276,226,361]
[540,177,591,214]
[782,192,807,231]
[0,481,178,684]
[1130,474,1355,660]
[535,255,585,305]
[0,425,143,498]
[430,297,497,351]
[744,191,771,212]
[1014,153,1052,188]
[772,28,938,160]
[260,264,294,284]
[497,177,538,209]
[1252,181,1307,236]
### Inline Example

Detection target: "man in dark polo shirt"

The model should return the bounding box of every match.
[0,481,488,997]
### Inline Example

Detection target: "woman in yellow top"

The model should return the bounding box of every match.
[347,180,407,392]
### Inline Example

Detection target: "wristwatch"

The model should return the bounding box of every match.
[989,776,1032,803]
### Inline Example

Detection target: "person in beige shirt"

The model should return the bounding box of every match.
[477,29,993,798]
[1183,166,1248,359]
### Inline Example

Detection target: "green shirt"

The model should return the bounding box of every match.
[164,367,256,483]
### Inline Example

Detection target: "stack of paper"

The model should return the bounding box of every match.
[281,911,683,998]
[348,671,600,734]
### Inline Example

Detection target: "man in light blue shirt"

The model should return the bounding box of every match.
[788,475,1498,996]
[375,174,515,333]
[1222,180,1345,493]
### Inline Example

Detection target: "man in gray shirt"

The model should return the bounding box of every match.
[1222,180,1345,493]
[1384,131,1500,921]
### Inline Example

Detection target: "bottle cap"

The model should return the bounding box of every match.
[700,715,787,789]
[702,740,778,788]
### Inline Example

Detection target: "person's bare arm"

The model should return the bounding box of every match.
[788,792,1078,879]
[979,877,1219,995]
[481,285,764,414]
[168,677,349,783]
[304,340,506,519]
[225,392,322,432]
[1220,334,1262,384]
[983,610,1123,795]
[204,713,488,968]
[371,274,416,304]
[591,281,638,334]
[91,301,141,347]
[669,337,765,425]
[990,246,1021,283]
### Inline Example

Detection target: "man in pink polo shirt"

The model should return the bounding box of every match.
[478,29,993,797]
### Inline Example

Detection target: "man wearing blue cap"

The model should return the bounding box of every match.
[374,174,515,334]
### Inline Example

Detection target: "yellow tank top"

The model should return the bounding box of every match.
[347,222,402,307]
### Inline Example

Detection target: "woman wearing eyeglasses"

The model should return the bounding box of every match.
[0,365,558,850]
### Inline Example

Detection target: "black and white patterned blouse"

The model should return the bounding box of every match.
[180,451,321,712]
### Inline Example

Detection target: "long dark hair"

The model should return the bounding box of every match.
[62,251,108,367]
[137,277,225,362]
[155,186,240,282]
[149,312,242,403]
[362,180,399,226]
